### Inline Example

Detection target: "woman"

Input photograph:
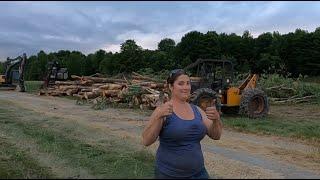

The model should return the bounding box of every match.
[142,69,222,179]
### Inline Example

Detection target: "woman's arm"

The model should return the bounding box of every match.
[142,108,165,146]
[197,106,222,140]
[142,101,173,146]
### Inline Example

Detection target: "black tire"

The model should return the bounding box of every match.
[239,88,269,118]
[190,88,217,111]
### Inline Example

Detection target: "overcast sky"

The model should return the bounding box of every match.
[1,1,320,61]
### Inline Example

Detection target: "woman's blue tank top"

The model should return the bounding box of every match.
[156,104,207,177]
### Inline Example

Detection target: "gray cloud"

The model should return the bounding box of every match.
[0,1,320,61]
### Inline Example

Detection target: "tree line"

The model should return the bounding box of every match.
[1,27,320,81]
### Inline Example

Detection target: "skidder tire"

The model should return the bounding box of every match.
[190,88,217,111]
[239,88,269,118]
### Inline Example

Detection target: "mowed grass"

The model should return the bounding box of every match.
[0,100,155,179]
[221,105,320,144]
[0,138,55,178]
[24,81,43,93]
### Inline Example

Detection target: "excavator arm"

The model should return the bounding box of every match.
[238,73,258,90]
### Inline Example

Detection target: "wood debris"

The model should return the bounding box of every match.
[265,84,316,104]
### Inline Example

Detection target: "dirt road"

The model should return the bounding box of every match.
[0,91,319,178]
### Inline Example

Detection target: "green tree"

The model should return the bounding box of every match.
[280,29,313,77]
[148,50,170,72]
[85,54,95,75]
[20,26,320,79]
[255,32,273,57]
[119,40,144,72]
[99,52,114,75]
[37,50,49,80]
[0,62,4,74]
[25,55,41,80]
[202,31,221,59]
[158,38,176,53]
[253,32,273,73]
[92,49,106,72]
[238,30,255,72]
[156,38,176,70]
[175,31,205,67]
[308,27,320,75]
[65,51,86,76]
[256,53,281,73]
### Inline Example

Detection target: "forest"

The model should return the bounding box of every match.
[1,27,319,80]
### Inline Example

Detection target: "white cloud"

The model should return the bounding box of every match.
[42,34,82,43]
[116,30,163,50]
[104,44,121,53]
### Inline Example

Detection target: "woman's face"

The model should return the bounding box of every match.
[170,74,191,101]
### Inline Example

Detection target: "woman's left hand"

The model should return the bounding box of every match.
[205,100,220,121]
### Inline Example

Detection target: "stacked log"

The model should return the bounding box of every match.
[39,72,169,109]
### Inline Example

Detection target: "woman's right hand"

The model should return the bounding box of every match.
[156,101,173,118]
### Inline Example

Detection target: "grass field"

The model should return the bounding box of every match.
[222,112,320,144]
[0,100,155,178]
[24,81,43,93]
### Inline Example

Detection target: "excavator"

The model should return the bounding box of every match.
[185,59,269,118]
[0,53,27,92]
[43,60,69,89]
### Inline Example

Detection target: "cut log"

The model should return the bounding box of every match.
[84,91,101,99]
[71,75,82,80]
[92,83,105,88]
[132,72,166,83]
[58,85,79,91]
[73,94,85,99]
[132,75,157,82]
[92,88,103,94]
[80,80,94,86]
[132,82,165,89]
[49,90,64,96]
[145,87,160,95]
[190,77,202,81]
[123,75,130,84]
[102,89,121,97]
[132,72,157,81]
[90,73,104,77]
[131,79,144,84]
[55,81,79,85]
[38,90,47,96]
[66,88,79,96]
[133,96,140,106]
[79,76,127,83]
[99,83,123,90]
[80,88,93,92]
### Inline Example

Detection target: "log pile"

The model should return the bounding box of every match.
[39,72,169,109]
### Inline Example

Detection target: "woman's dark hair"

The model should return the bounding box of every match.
[166,69,188,85]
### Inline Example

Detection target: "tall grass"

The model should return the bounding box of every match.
[24,81,43,93]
